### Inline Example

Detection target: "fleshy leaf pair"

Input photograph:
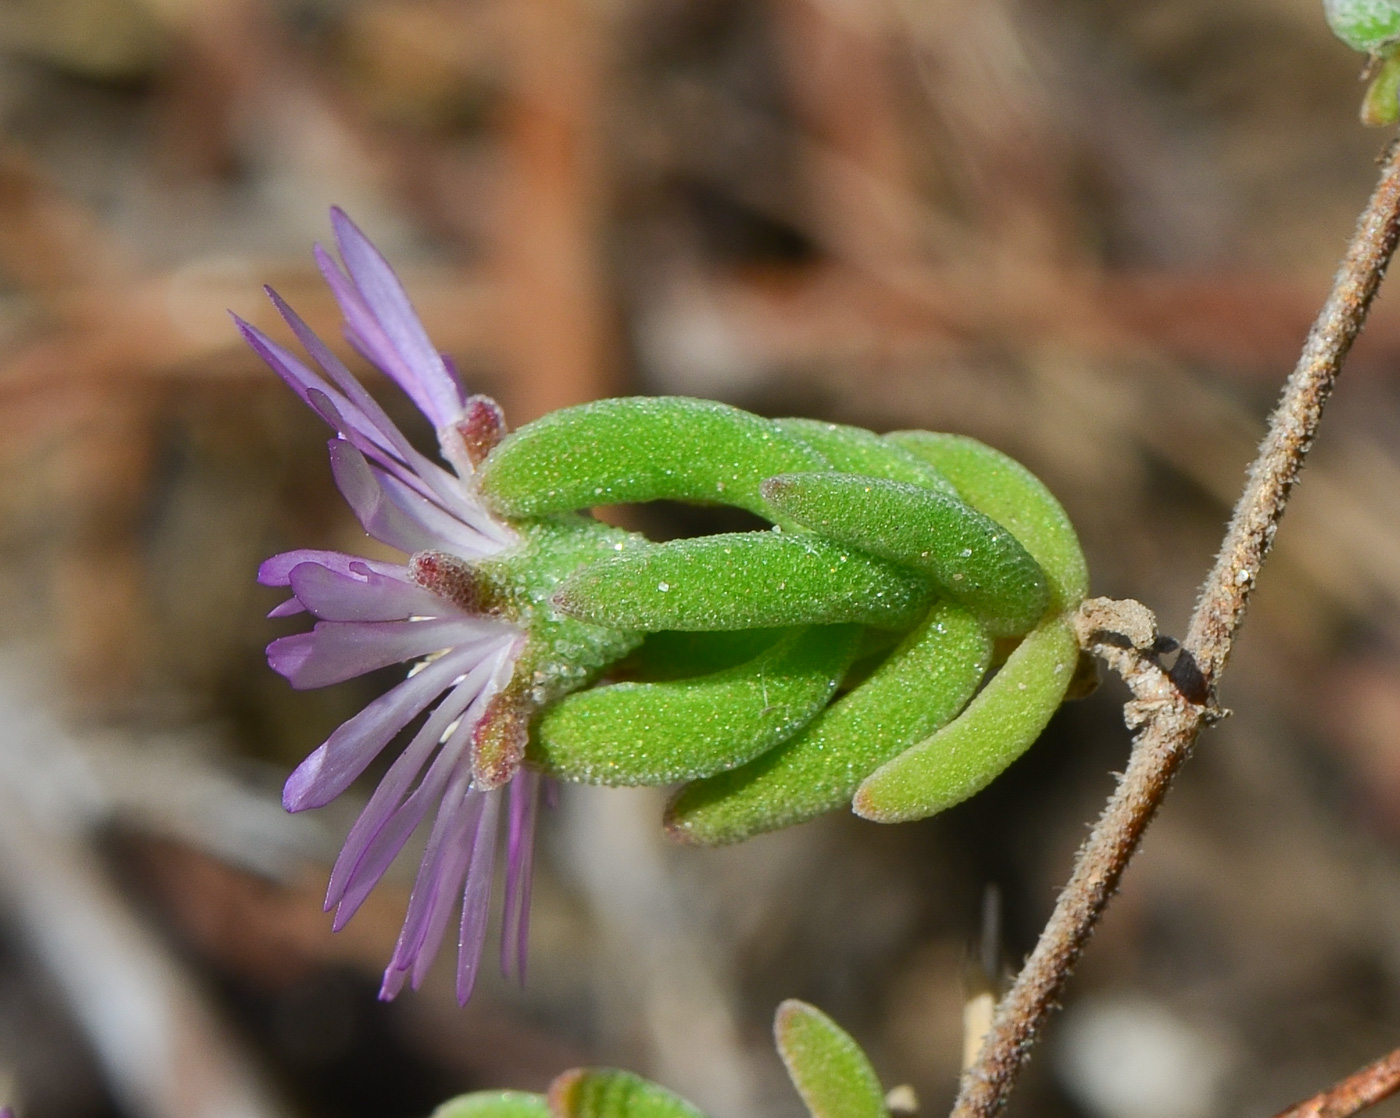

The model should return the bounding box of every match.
[431,1000,891,1118]
[474,397,1088,841]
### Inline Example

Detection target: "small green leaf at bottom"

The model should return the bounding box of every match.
[431,1091,552,1118]
[774,1000,888,1118]
[547,1069,710,1118]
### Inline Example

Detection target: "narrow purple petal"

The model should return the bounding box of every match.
[283,642,492,810]
[323,208,465,429]
[326,652,508,918]
[235,317,380,443]
[268,617,498,690]
[317,245,453,428]
[329,440,508,558]
[234,314,337,406]
[330,745,473,932]
[263,287,509,537]
[379,961,409,1001]
[456,789,501,1004]
[328,439,442,553]
[259,550,407,588]
[266,288,421,460]
[286,560,453,622]
[243,302,513,555]
[333,797,436,931]
[289,350,464,518]
[374,468,504,558]
[390,773,482,980]
[502,768,541,982]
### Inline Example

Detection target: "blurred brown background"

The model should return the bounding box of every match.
[0,0,1399,1116]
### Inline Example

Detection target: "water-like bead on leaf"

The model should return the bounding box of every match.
[887,432,1088,611]
[775,1001,889,1118]
[431,1092,552,1118]
[1325,0,1400,51]
[665,601,991,844]
[775,417,956,493]
[478,396,828,520]
[553,532,934,632]
[853,614,1078,823]
[548,1070,709,1118]
[532,626,861,785]
[761,472,1050,637]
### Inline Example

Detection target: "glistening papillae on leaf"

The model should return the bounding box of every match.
[664,600,991,844]
[854,614,1080,822]
[553,532,936,632]
[772,416,957,493]
[533,625,861,785]
[478,396,827,522]
[886,431,1089,609]
[761,471,1050,636]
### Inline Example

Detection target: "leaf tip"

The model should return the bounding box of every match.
[773,998,808,1046]
[546,1069,585,1116]
[850,781,893,823]
[661,802,703,846]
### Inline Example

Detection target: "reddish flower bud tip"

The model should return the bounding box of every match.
[410,550,485,614]
[458,394,508,467]
[472,689,533,789]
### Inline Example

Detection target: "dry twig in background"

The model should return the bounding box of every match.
[1272,1046,1400,1118]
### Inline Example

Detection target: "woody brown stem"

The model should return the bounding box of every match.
[1273,1047,1400,1118]
[951,137,1400,1118]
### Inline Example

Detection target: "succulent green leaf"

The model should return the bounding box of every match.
[887,432,1088,611]
[431,1092,552,1118]
[471,516,648,703]
[553,532,934,632]
[775,417,956,494]
[853,614,1078,823]
[762,472,1049,637]
[532,625,861,784]
[774,1001,888,1118]
[547,1069,709,1118]
[478,397,827,520]
[1325,0,1400,51]
[666,601,991,844]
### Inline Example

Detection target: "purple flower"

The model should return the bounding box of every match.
[236,208,541,1003]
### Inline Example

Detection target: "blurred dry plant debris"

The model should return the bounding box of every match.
[1,1,1400,1117]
